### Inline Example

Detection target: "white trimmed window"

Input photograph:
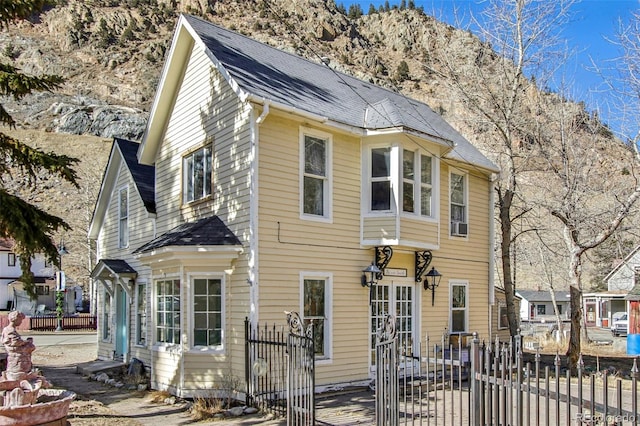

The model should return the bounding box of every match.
[301,273,332,360]
[403,150,434,217]
[193,277,224,349]
[498,305,509,330]
[301,128,332,220]
[450,171,468,236]
[370,147,392,211]
[156,279,180,344]
[450,282,468,333]
[118,187,129,248]
[183,144,212,204]
[102,290,111,341]
[135,282,147,346]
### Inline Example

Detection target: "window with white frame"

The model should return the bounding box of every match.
[403,150,434,217]
[135,283,147,346]
[183,144,212,204]
[498,305,509,329]
[193,277,223,348]
[102,291,111,341]
[301,130,331,219]
[156,279,180,344]
[301,274,331,359]
[370,147,392,211]
[450,172,467,235]
[450,282,468,333]
[118,187,129,248]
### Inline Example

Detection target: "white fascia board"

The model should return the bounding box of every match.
[88,144,123,240]
[139,16,194,165]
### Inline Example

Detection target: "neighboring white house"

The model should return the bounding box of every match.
[516,290,571,323]
[0,238,54,312]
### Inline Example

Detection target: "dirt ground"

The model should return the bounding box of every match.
[29,338,639,425]
[31,343,285,425]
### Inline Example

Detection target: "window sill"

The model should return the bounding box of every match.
[300,213,332,223]
[188,347,225,355]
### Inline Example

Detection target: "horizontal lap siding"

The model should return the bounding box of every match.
[257,116,371,385]
[363,216,397,240]
[149,44,253,392]
[97,162,154,366]
[399,217,438,246]
[431,164,491,339]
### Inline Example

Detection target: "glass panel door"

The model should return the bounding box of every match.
[370,282,415,366]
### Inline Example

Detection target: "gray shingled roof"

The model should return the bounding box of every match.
[115,138,156,214]
[183,15,498,172]
[91,259,137,277]
[133,216,241,254]
[516,290,571,302]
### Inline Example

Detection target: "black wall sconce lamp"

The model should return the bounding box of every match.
[362,263,381,304]
[424,267,442,306]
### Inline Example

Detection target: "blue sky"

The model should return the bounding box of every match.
[341,0,639,136]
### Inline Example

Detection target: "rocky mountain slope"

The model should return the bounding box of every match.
[1,0,631,291]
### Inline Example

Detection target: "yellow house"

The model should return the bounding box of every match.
[88,14,498,397]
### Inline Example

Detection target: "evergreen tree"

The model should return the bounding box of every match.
[0,0,79,299]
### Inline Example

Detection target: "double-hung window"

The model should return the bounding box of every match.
[183,144,212,204]
[450,282,468,333]
[118,187,128,248]
[301,273,332,359]
[301,129,331,219]
[450,172,467,235]
[402,150,434,217]
[193,277,223,349]
[156,279,180,344]
[371,147,392,211]
[7,253,15,267]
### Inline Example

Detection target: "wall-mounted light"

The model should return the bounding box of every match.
[362,263,381,288]
[362,263,381,305]
[424,267,442,306]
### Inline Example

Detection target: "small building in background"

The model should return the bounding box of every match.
[516,289,571,324]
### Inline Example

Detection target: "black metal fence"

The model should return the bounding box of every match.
[29,314,97,331]
[245,317,288,417]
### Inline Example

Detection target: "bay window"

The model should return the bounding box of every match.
[193,277,223,349]
[156,279,180,344]
[371,147,392,211]
[403,150,434,217]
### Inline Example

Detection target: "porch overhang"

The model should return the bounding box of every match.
[134,245,243,269]
[91,259,138,299]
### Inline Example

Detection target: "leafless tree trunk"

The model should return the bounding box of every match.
[428,0,576,339]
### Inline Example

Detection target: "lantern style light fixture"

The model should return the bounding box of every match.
[362,263,381,305]
[362,263,381,288]
[423,267,442,306]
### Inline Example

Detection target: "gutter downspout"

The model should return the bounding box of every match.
[248,102,268,326]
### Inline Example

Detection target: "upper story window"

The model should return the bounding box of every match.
[301,129,332,220]
[118,187,129,248]
[403,150,434,217]
[450,171,468,236]
[371,147,392,211]
[7,253,16,267]
[183,144,212,204]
